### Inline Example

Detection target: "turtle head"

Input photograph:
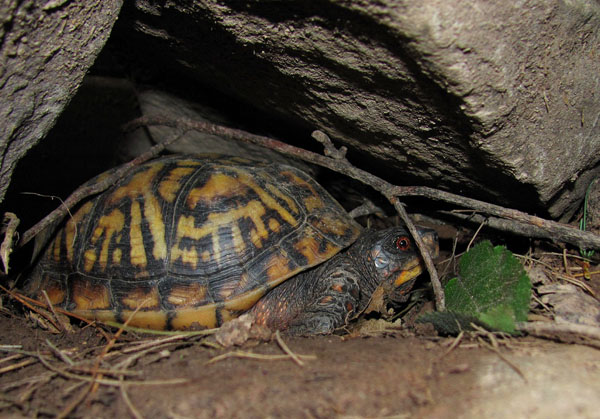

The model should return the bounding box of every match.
[355,226,439,304]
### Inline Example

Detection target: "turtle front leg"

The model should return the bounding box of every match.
[249,257,364,335]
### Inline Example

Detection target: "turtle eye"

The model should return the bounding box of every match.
[395,236,411,251]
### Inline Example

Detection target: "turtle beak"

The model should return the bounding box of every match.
[393,260,423,287]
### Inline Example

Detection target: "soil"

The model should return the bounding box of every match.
[2,221,599,418]
[1,309,599,419]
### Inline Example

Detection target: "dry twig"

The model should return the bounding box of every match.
[470,324,526,381]
[516,321,600,349]
[120,379,144,419]
[41,290,69,333]
[477,336,526,382]
[45,339,74,366]
[440,331,465,359]
[0,212,19,274]
[274,331,305,367]
[207,350,316,364]
[0,285,111,341]
[36,353,187,387]
[0,358,36,375]
[123,116,600,246]
[0,332,197,418]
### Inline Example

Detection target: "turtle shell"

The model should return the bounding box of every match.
[27,155,361,330]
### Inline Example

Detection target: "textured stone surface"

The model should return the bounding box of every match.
[120,0,600,218]
[0,0,123,202]
[458,344,600,418]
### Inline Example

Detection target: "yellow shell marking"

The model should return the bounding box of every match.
[167,282,209,307]
[265,183,299,214]
[117,310,166,330]
[44,283,66,306]
[186,173,243,209]
[233,169,298,226]
[174,159,202,167]
[158,166,196,202]
[311,212,351,237]
[170,244,199,270]
[280,171,325,212]
[188,169,299,225]
[121,286,160,310]
[268,218,280,233]
[223,287,267,312]
[112,248,122,264]
[108,163,164,204]
[265,253,292,282]
[83,249,97,272]
[144,194,167,261]
[172,200,267,266]
[52,233,62,263]
[294,235,322,266]
[129,201,147,268]
[84,208,125,271]
[175,169,301,265]
[107,163,167,268]
[72,281,111,310]
[73,310,117,326]
[171,307,217,330]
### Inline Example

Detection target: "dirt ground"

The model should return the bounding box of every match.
[1,307,599,419]
[2,221,599,418]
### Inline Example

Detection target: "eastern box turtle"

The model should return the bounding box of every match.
[26,155,438,335]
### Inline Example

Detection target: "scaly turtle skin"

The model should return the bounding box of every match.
[26,155,438,335]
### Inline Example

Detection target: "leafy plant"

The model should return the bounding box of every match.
[419,241,531,334]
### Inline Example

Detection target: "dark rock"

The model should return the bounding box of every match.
[117,0,600,219]
[0,0,123,202]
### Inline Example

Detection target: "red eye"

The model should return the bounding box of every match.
[395,236,411,251]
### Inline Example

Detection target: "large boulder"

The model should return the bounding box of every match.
[0,0,123,203]
[119,0,600,219]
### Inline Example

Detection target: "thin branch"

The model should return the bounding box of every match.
[394,186,600,250]
[36,352,188,386]
[45,339,74,366]
[120,378,144,419]
[516,321,600,349]
[0,212,19,274]
[274,331,306,367]
[0,285,112,342]
[124,116,600,251]
[440,331,464,359]
[0,358,36,374]
[42,290,67,333]
[207,350,316,364]
[477,336,526,382]
[389,197,444,310]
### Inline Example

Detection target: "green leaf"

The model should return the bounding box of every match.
[419,241,531,334]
